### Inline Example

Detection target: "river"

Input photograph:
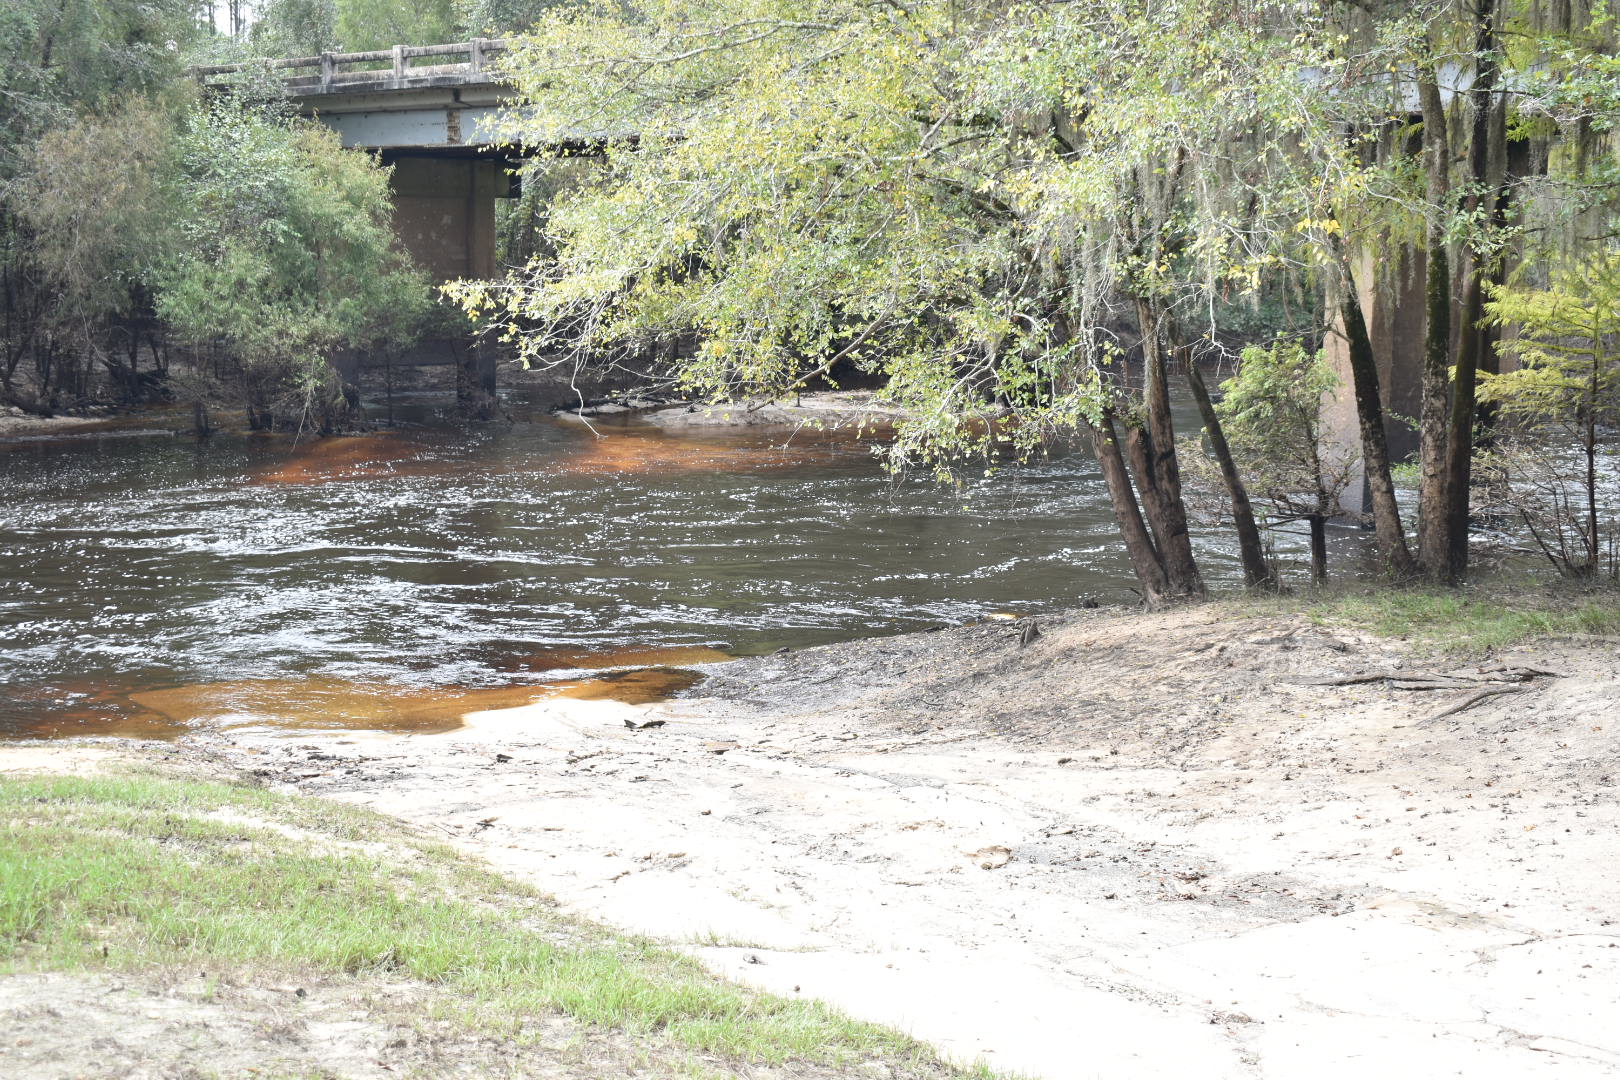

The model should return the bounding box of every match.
[0,392,1305,739]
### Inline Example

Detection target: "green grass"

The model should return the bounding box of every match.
[0,768,987,1077]
[1225,581,1620,653]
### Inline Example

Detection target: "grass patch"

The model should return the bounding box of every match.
[1223,580,1620,653]
[0,767,986,1078]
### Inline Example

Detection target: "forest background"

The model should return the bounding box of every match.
[2,0,1618,598]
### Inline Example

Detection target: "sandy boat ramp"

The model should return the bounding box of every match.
[8,604,1618,1078]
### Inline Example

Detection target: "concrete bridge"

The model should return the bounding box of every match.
[196,40,561,411]
[196,40,526,284]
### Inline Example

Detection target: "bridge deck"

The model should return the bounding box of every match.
[193,39,512,97]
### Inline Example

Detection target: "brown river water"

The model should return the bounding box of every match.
[0,393,1312,740]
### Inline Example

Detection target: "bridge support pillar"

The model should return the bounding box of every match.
[387,155,503,282]
[453,338,499,419]
[1322,246,1425,517]
[383,154,512,417]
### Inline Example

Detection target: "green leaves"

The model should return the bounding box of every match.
[145,97,429,415]
[457,1,1326,474]
[1203,340,1354,517]
[1480,247,1620,427]
[452,0,1620,484]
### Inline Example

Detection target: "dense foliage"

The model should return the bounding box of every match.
[0,0,196,412]
[446,0,1620,595]
[158,100,429,428]
[7,84,425,429]
[0,0,554,428]
[1477,250,1620,576]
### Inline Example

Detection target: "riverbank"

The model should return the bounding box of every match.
[631,390,911,430]
[5,594,1619,1078]
[0,406,129,438]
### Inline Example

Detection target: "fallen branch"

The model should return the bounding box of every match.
[1387,678,1486,691]
[1305,667,1560,690]
[1299,672,1407,686]
[1421,686,1527,725]
[1477,665,1564,681]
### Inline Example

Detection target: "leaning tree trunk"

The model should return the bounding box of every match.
[1132,298,1205,598]
[1337,270,1416,579]
[1091,408,1170,607]
[1186,362,1275,589]
[1416,68,1454,578]
[0,382,52,417]
[1122,423,1196,593]
[1441,0,1502,583]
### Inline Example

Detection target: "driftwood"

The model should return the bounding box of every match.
[1421,686,1528,725]
[1476,665,1564,681]
[1301,672,1411,686]
[1387,678,1487,692]
[1302,667,1562,690]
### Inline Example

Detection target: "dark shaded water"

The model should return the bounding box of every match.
[0,394,1296,738]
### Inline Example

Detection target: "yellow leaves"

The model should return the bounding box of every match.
[1294,217,1341,235]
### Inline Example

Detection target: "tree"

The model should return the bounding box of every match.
[251,0,338,57]
[455,0,560,35]
[16,97,181,403]
[452,0,1343,604]
[0,0,202,413]
[1186,359,1276,590]
[1193,342,1357,584]
[450,0,1620,600]
[1477,248,1620,577]
[1317,2,1620,583]
[153,97,430,430]
[334,0,458,50]
[1438,0,1505,583]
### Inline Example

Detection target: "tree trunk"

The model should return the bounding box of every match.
[1309,514,1328,585]
[1186,362,1275,589]
[1091,409,1170,607]
[1475,120,1516,449]
[1338,272,1416,578]
[1133,298,1205,597]
[455,340,499,420]
[1585,370,1599,572]
[1416,68,1454,577]
[1441,0,1501,582]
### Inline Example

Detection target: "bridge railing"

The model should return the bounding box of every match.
[192,38,512,92]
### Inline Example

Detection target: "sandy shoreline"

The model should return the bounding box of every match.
[0,410,106,437]
[7,604,1620,1078]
